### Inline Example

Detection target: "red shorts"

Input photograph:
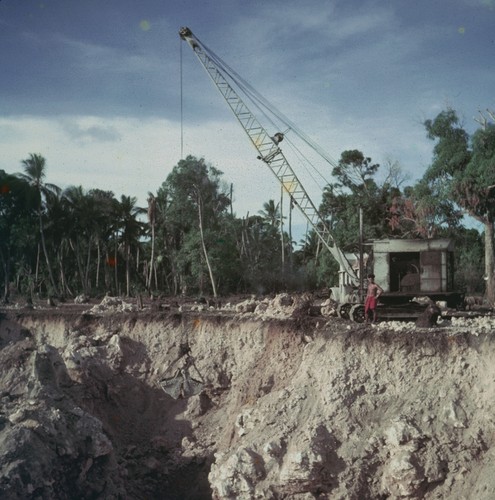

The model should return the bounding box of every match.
[365,296,377,312]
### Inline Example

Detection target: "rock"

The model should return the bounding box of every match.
[381,449,424,497]
[415,301,441,327]
[274,293,293,308]
[321,298,338,317]
[235,298,258,313]
[74,294,90,304]
[209,447,266,499]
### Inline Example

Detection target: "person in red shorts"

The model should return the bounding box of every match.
[365,274,383,323]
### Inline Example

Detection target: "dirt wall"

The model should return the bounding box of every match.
[1,304,495,499]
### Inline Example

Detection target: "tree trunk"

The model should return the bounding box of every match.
[485,216,495,305]
[197,195,217,298]
[84,237,92,295]
[57,244,72,298]
[126,242,131,297]
[104,249,112,292]
[71,238,86,296]
[153,262,158,290]
[114,235,119,295]
[35,243,40,284]
[0,247,10,303]
[96,241,101,290]
[39,212,58,296]
[148,223,155,291]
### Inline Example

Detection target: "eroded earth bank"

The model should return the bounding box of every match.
[1,295,495,499]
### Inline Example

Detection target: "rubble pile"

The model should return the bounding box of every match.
[0,322,124,499]
[376,313,495,335]
[86,295,137,314]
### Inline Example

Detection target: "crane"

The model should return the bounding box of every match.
[179,27,360,302]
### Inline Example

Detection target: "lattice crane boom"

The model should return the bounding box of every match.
[179,27,358,286]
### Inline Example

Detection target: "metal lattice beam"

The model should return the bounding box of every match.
[179,27,358,284]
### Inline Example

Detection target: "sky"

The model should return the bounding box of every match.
[1,0,494,240]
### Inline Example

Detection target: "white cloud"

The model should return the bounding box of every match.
[459,0,495,8]
[60,118,122,142]
[0,116,178,204]
[0,115,281,214]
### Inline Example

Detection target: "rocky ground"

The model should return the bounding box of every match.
[1,294,495,499]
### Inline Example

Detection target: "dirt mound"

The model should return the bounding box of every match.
[85,295,138,314]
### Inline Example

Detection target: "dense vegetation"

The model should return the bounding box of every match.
[1,108,493,304]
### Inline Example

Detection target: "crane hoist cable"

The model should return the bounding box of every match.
[180,34,185,159]
[283,135,332,187]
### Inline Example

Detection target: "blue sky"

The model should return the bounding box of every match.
[1,0,494,237]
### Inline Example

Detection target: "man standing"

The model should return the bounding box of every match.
[365,274,383,323]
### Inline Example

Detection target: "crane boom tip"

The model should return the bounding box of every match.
[179,27,192,39]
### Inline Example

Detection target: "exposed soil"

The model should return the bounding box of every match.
[1,295,495,499]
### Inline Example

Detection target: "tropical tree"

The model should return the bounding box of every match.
[87,189,119,293]
[157,156,230,296]
[258,197,289,273]
[0,171,37,302]
[258,199,281,227]
[388,180,463,238]
[236,213,283,293]
[18,154,61,297]
[450,227,485,294]
[424,108,495,304]
[44,187,74,298]
[115,195,146,296]
[62,186,92,295]
[331,149,380,192]
[320,150,400,247]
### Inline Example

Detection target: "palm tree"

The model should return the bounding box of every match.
[116,195,146,296]
[19,154,60,297]
[63,185,95,295]
[258,199,281,227]
[44,188,73,298]
[0,171,37,302]
[87,189,118,292]
[259,197,287,270]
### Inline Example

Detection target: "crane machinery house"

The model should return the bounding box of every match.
[370,238,462,308]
